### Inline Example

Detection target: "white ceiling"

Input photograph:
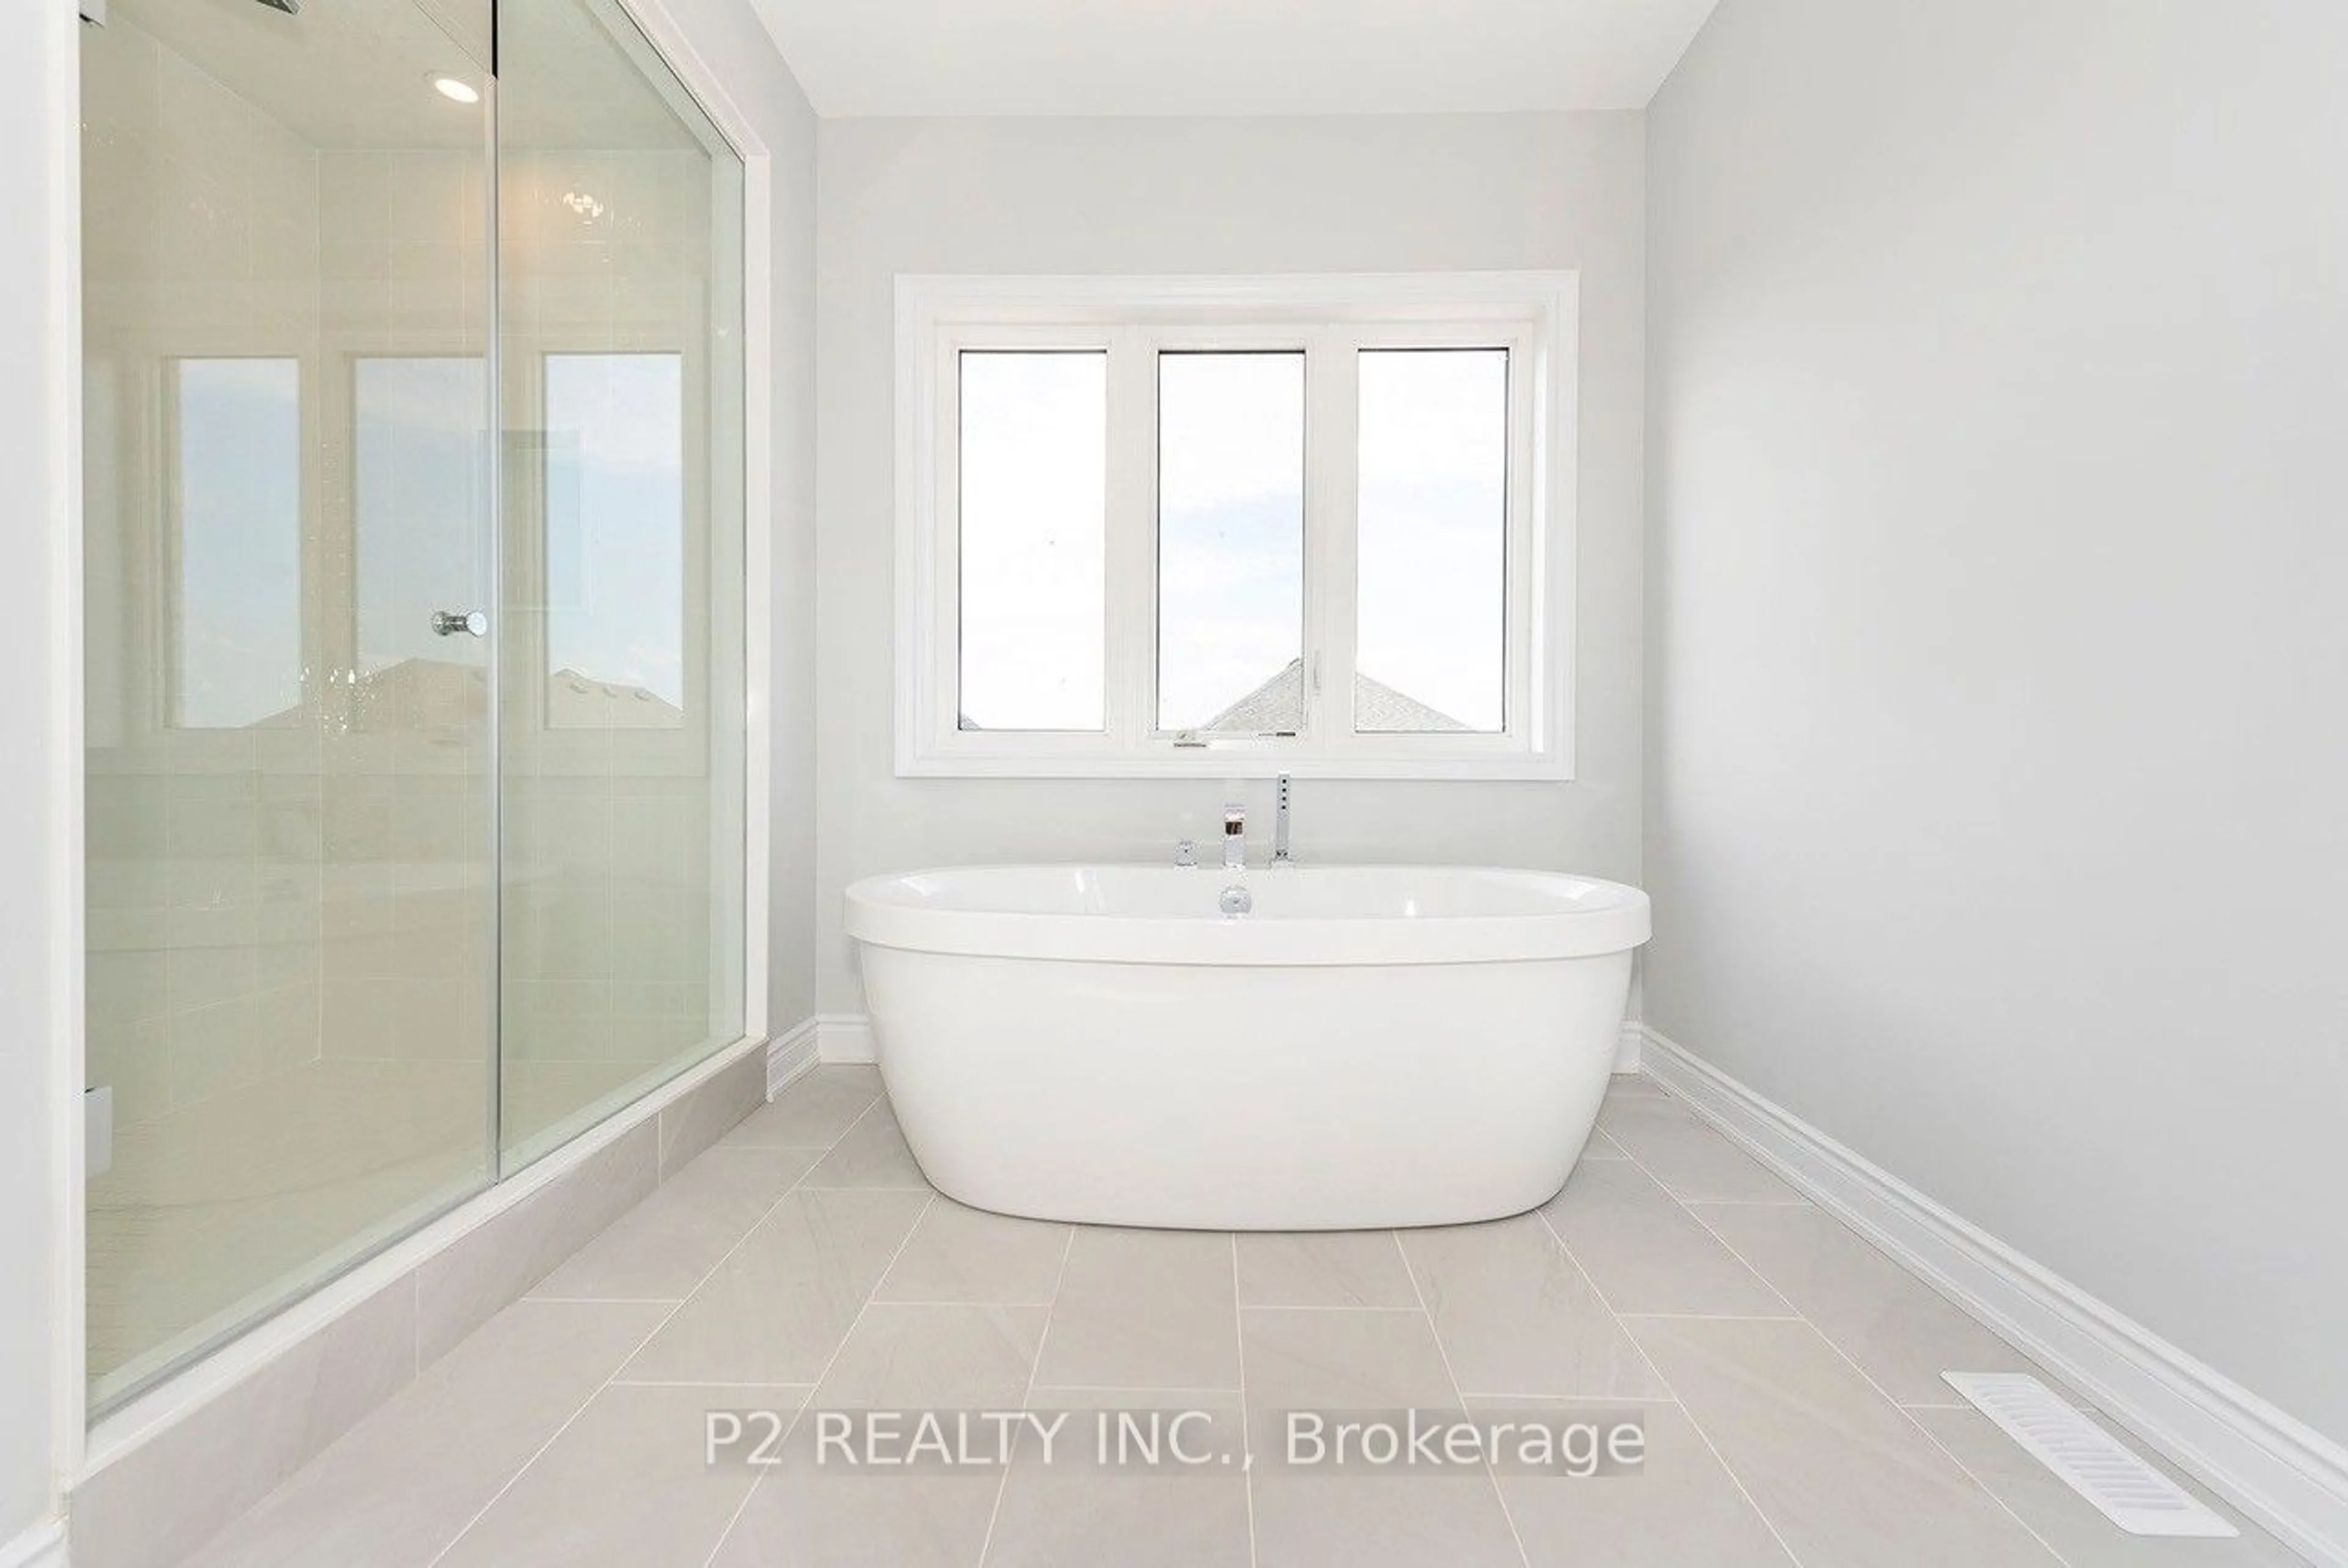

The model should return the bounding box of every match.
[750,0,1722,119]
[117,0,704,152]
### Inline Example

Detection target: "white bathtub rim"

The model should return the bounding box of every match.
[845,863,1652,966]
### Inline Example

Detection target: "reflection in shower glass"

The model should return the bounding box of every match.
[543,352,685,725]
[82,0,497,1412]
[356,358,488,677]
[80,0,750,1415]
[497,0,746,1166]
[172,359,302,728]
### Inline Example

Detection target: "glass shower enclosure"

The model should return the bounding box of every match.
[79,0,747,1410]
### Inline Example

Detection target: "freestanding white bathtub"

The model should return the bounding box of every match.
[844,864,1651,1230]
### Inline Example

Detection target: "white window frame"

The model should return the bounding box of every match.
[894,271,1578,779]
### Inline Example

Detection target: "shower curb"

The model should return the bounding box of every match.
[67,1027,794,1568]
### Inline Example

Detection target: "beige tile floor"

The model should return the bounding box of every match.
[181,1067,2309,1568]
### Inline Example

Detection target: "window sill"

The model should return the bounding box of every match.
[894,746,1574,782]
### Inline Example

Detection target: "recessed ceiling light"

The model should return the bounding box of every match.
[430,75,481,105]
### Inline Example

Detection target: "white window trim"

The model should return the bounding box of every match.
[893,271,1579,780]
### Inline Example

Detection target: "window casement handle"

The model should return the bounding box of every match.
[431,609,489,638]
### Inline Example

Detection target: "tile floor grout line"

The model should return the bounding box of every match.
[1597,1084,1850,1558]
[1452,1391,1683,1407]
[1905,1400,2287,1562]
[975,1221,1078,1567]
[1610,1310,1803,1323]
[1680,1209,2078,1567]
[743,1146,868,1154]
[421,1073,885,1568]
[602,1378,819,1389]
[1902,1404,2088,1568]
[1578,1094,1804,1323]
[699,1183,939,1568]
[413,1312,684,1562]
[863,1297,1060,1309]
[1392,1227,1534,1568]
[1453,1386,1682,1404]
[1234,1301,1429,1314]
[1637,1073,2092,1428]
[1521,1139,1687,1405]
[1658,1135,2076,1568]
[1028,1380,1249,1396]
[1008,1378,1246,1394]
[215,1068,2156,1568]
[1635,1071,2096,1564]
[1597,1088,1808,1209]
[1531,1180,1811,1568]
[1235,1233,1260,1568]
[1659,1075,2272,1564]
[522,1295,688,1306]
[690,1091,918,1558]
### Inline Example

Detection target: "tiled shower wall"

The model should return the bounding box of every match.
[83,20,330,1128]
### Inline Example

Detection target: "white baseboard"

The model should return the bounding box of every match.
[1612,1019,1642,1074]
[1636,1025,2348,1568]
[765,1016,819,1097]
[816,1012,876,1064]
[1,1520,65,1568]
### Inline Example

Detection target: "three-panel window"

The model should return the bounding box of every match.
[898,275,1578,778]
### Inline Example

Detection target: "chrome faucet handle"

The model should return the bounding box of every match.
[1175,840,1198,867]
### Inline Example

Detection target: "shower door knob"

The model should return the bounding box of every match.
[431,609,488,638]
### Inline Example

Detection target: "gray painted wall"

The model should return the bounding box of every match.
[654,0,824,1036]
[1644,0,2348,1443]
[812,113,1648,1015]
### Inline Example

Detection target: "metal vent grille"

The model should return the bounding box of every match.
[1943,1373,2238,1538]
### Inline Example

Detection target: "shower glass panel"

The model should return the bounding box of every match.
[496,0,747,1167]
[81,0,748,1412]
[355,358,492,680]
[81,0,497,1407]
[542,352,686,731]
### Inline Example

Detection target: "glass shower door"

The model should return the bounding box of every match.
[80,0,497,1408]
[495,0,747,1169]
